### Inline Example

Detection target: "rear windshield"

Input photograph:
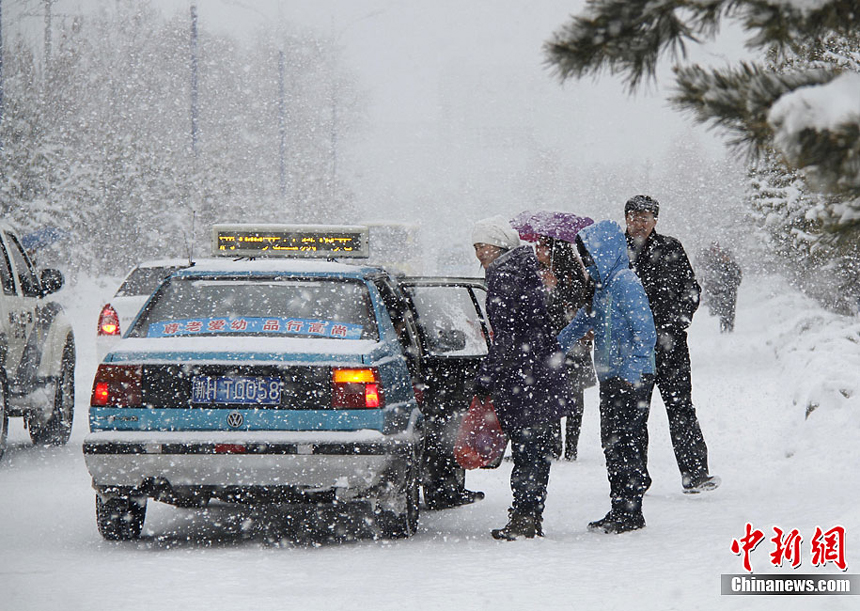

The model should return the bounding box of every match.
[117,266,185,297]
[129,276,378,340]
[404,285,489,356]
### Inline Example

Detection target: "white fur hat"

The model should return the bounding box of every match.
[471,215,521,250]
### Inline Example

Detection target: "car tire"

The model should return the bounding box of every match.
[0,372,8,463]
[28,337,75,446]
[96,494,147,541]
[377,461,420,539]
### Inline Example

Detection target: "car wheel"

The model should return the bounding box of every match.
[0,372,8,462]
[377,461,420,539]
[96,495,147,541]
[29,338,75,446]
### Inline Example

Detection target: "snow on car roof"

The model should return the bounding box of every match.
[174,257,382,277]
[133,258,195,269]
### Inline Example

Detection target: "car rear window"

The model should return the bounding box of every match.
[116,266,184,297]
[404,285,489,356]
[129,276,378,340]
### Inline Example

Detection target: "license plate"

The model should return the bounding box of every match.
[191,376,281,405]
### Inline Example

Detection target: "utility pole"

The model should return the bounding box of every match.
[0,0,4,152]
[278,50,287,200]
[330,57,338,202]
[43,0,52,72]
[190,3,199,155]
[328,10,385,203]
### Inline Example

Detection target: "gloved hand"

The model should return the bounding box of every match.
[473,375,493,399]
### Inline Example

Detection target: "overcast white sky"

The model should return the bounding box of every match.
[161,1,752,233]
[178,0,717,159]
[11,0,755,257]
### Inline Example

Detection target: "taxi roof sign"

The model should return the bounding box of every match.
[212,224,369,258]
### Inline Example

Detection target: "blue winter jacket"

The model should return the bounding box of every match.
[476,245,572,433]
[558,220,656,385]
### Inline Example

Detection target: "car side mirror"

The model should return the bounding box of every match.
[40,268,64,295]
[433,328,466,352]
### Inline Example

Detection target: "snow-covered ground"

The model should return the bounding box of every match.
[1,273,858,610]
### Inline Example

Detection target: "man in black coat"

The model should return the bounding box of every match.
[624,195,720,494]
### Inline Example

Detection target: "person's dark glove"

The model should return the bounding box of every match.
[658,322,686,336]
[473,375,493,398]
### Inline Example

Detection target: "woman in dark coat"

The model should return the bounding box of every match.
[535,235,597,460]
[472,216,572,540]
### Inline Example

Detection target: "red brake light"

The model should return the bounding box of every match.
[97,304,121,336]
[91,365,142,406]
[364,383,380,408]
[332,368,384,408]
[93,382,110,405]
[214,444,247,454]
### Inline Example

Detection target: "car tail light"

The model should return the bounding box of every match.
[332,367,384,409]
[91,364,142,407]
[97,304,121,336]
[214,444,247,454]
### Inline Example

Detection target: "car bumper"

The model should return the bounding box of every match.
[83,429,419,497]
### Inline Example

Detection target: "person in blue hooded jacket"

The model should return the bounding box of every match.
[558,219,656,534]
[471,216,572,540]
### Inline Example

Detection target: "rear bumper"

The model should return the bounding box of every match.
[83,429,419,499]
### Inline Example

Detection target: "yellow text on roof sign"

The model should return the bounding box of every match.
[212,224,369,258]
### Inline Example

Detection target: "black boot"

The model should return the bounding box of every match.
[491,511,542,540]
[425,488,485,510]
[588,500,645,534]
[683,474,721,494]
[587,510,645,534]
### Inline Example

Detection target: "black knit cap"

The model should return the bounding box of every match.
[625,194,659,217]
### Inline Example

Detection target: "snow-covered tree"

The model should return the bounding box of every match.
[544,0,860,237]
[743,31,860,312]
[0,2,361,276]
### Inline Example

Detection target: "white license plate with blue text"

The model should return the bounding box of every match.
[191,376,281,405]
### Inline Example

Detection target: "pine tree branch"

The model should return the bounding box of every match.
[740,0,860,50]
[544,0,727,91]
[545,0,860,89]
[670,63,838,152]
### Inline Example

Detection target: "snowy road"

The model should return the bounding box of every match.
[1,275,857,610]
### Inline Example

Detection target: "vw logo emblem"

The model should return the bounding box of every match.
[226,411,244,429]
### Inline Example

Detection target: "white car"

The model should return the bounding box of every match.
[96,259,192,359]
[0,223,76,460]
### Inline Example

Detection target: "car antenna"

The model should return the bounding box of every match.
[183,210,196,267]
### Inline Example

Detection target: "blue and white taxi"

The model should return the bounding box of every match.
[84,225,430,540]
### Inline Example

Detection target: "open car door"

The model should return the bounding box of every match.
[398,277,494,508]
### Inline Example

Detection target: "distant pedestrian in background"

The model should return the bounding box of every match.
[698,242,742,333]
[624,195,720,494]
[558,220,656,534]
[471,216,572,540]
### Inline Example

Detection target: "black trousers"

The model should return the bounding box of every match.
[651,330,710,486]
[599,376,653,515]
[549,388,584,459]
[509,422,554,519]
[421,411,467,505]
